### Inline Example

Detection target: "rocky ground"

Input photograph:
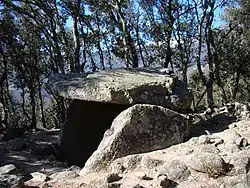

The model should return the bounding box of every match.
[0,129,71,187]
[1,109,250,188]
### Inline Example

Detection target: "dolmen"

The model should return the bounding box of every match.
[47,68,193,174]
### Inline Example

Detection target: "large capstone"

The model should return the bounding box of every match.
[47,68,192,112]
[79,104,190,175]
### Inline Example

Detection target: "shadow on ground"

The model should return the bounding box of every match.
[0,129,69,180]
[188,113,237,139]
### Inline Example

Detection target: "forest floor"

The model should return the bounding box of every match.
[0,109,250,187]
[0,129,71,183]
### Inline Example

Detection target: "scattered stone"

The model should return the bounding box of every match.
[155,174,170,188]
[30,172,49,182]
[68,165,82,172]
[0,164,16,175]
[187,152,228,177]
[222,143,241,153]
[235,137,249,148]
[141,156,164,169]
[221,174,250,187]
[106,173,122,183]
[196,144,220,154]
[197,135,212,144]
[122,155,142,170]
[233,102,250,119]
[228,154,250,175]
[215,130,241,144]
[0,174,24,188]
[154,174,178,188]
[229,123,237,129]
[80,104,189,175]
[157,160,190,181]
[110,162,125,174]
[50,170,79,181]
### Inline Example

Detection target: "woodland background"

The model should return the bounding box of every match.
[0,0,249,130]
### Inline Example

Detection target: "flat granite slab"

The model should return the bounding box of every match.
[47,68,192,111]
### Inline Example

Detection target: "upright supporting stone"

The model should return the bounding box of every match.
[79,104,190,175]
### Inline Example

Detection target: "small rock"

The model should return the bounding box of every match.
[156,175,170,188]
[0,164,16,175]
[123,155,142,170]
[222,174,250,187]
[50,170,79,181]
[187,152,227,177]
[215,130,241,144]
[154,174,178,188]
[106,173,122,183]
[110,162,125,174]
[30,172,49,182]
[235,137,248,147]
[228,123,237,129]
[0,174,24,188]
[196,145,220,154]
[68,165,81,173]
[141,156,164,169]
[157,160,190,181]
[222,143,241,153]
[229,155,250,175]
[197,135,211,144]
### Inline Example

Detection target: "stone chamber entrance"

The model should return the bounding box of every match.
[58,99,131,167]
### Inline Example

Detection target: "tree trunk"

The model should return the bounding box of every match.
[116,8,138,68]
[73,15,81,73]
[29,86,37,129]
[37,75,46,128]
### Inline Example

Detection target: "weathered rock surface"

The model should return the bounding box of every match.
[80,104,190,175]
[33,118,250,188]
[47,68,192,112]
[0,174,24,188]
[2,104,250,188]
[0,129,71,187]
[0,164,24,188]
[0,164,16,175]
[157,160,191,181]
[187,152,228,177]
